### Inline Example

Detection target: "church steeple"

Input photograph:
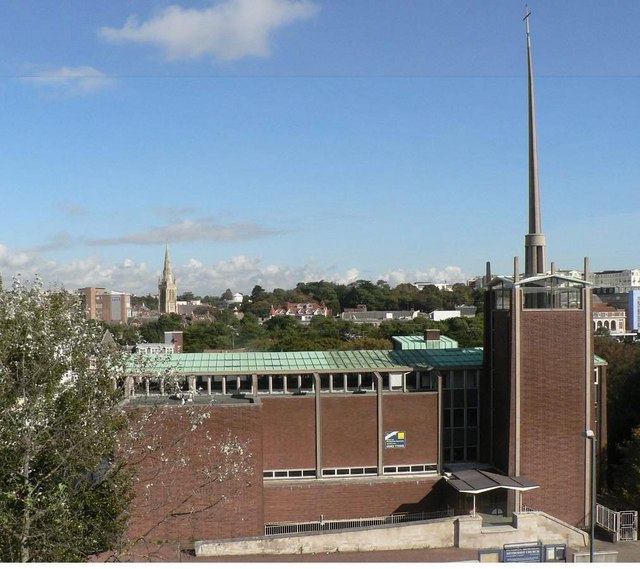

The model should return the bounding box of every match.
[523,9,547,277]
[163,242,173,281]
[159,242,177,314]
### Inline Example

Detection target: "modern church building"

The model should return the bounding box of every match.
[122,15,607,552]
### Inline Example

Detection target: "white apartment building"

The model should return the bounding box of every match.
[592,269,640,292]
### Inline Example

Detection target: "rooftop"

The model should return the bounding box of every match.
[127,348,486,376]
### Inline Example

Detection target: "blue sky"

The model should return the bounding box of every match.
[1,0,639,295]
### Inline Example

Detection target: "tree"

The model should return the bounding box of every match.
[0,278,131,562]
[612,426,640,510]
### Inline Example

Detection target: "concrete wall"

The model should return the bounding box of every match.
[456,511,588,550]
[195,517,455,557]
[195,511,588,557]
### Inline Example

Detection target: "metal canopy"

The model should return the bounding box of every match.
[446,469,539,495]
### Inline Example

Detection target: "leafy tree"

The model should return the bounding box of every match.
[138,314,183,344]
[0,278,131,562]
[177,291,197,301]
[102,322,141,347]
[612,426,640,510]
[250,285,266,302]
[131,294,158,311]
[221,289,233,301]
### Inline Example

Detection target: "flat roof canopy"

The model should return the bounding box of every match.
[446,469,539,495]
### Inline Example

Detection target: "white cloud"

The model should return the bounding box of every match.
[24,66,115,95]
[0,243,469,298]
[88,217,283,245]
[99,0,319,62]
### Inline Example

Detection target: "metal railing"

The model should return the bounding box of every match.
[265,508,455,536]
[596,503,638,541]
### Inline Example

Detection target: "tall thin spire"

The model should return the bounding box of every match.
[523,9,547,276]
[159,242,177,314]
[163,242,173,279]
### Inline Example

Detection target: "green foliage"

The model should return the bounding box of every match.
[138,313,184,343]
[594,337,640,472]
[130,294,158,311]
[0,278,131,562]
[102,322,141,346]
[612,426,640,510]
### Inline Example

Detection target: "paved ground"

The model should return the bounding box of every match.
[593,536,640,563]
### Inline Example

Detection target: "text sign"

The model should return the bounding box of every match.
[502,545,542,563]
[385,430,406,449]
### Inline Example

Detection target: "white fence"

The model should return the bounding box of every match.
[596,503,638,542]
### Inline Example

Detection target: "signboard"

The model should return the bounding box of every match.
[385,430,406,449]
[502,544,542,563]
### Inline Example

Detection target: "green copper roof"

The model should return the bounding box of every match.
[127,348,485,376]
[392,334,459,350]
[126,349,607,375]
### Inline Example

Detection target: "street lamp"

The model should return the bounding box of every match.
[583,429,596,563]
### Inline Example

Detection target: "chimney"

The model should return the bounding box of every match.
[425,329,440,342]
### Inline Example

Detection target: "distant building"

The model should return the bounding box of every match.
[413,281,453,292]
[135,331,183,354]
[429,305,477,321]
[270,302,331,321]
[177,299,202,316]
[591,269,640,292]
[339,307,421,325]
[158,243,178,314]
[629,290,640,331]
[79,287,130,324]
[592,303,626,334]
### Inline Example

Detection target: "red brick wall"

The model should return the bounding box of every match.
[126,403,264,543]
[321,395,377,467]
[382,392,437,466]
[264,477,442,523]
[519,309,588,527]
[261,397,316,470]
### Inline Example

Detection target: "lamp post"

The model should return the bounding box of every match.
[584,429,596,563]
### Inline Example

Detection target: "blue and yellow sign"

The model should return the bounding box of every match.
[385,430,406,449]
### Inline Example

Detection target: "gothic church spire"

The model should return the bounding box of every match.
[159,242,177,314]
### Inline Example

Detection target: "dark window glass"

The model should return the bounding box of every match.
[453,409,465,427]
[453,390,465,408]
[467,408,478,426]
[453,428,465,446]
[453,447,465,461]
[444,409,451,428]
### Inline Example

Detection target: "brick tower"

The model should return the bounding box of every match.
[481,12,602,529]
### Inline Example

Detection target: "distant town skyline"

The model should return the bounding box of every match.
[1,1,640,295]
